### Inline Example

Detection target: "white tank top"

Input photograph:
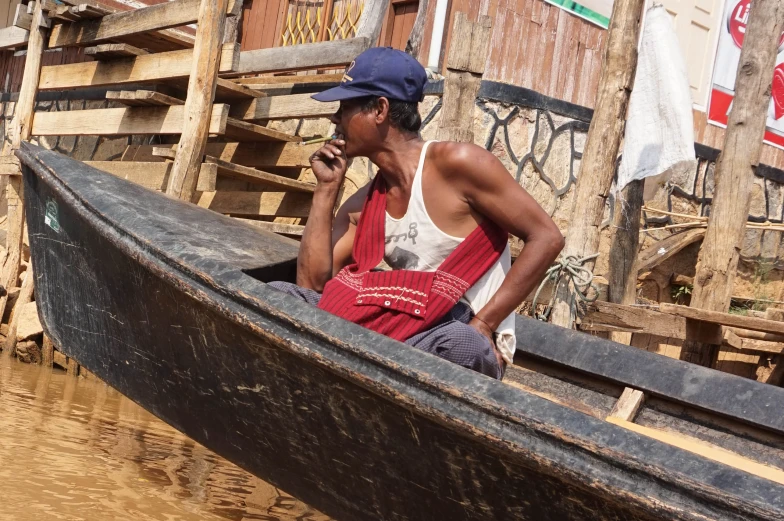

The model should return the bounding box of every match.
[382,141,516,363]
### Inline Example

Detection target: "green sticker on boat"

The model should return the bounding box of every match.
[44,199,60,233]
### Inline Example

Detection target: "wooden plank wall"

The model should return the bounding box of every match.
[240,0,289,51]
[378,0,419,49]
[0,0,21,29]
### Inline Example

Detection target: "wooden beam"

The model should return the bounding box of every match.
[0,0,48,337]
[0,26,29,50]
[166,0,229,201]
[51,4,108,22]
[681,0,784,367]
[106,90,184,106]
[42,334,54,367]
[84,161,217,191]
[229,93,337,120]
[233,73,343,85]
[723,329,783,355]
[234,219,305,236]
[31,104,229,136]
[39,44,239,90]
[223,118,301,142]
[606,416,784,486]
[214,78,265,100]
[550,0,645,328]
[580,301,724,345]
[48,0,239,48]
[436,12,491,142]
[635,228,706,274]
[196,191,312,217]
[607,387,644,422]
[235,37,371,76]
[608,180,644,344]
[125,142,317,168]
[204,156,315,192]
[661,303,784,336]
[84,43,148,59]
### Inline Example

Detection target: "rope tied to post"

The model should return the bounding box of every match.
[532,253,600,323]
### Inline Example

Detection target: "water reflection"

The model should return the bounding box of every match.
[0,358,330,521]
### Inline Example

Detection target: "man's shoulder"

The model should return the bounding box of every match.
[429,141,493,179]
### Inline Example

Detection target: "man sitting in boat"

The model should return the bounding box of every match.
[269,48,564,379]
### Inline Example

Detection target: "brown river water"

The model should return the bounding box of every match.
[0,357,331,521]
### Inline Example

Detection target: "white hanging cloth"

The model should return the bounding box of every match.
[617,4,696,197]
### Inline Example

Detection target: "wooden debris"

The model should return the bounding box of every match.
[3,263,34,358]
[204,155,315,192]
[106,90,184,107]
[0,0,48,338]
[31,104,230,136]
[84,43,149,59]
[48,0,239,48]
[608,387,644,422]
[39,44,238,90]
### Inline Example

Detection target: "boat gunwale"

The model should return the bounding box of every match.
[17,143,784,520]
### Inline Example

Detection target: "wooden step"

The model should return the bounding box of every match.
[84,161,216,192]
[31,104,229,136]
[84,43,149,59]
[39,44,239,90]
[229,93,336,120]
[197,191,311,217]
[223,118,300,143]
[203,156,315,192]
[106,89,184,107]
[122,142,317,168]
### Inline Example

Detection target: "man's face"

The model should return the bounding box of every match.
[329,98,377,158]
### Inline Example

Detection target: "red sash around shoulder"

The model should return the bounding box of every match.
[317,174,508,341]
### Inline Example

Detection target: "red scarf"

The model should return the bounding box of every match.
[318,174,508,341]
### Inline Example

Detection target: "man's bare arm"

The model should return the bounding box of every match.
[439,143,565,332]
[297,139,348,291]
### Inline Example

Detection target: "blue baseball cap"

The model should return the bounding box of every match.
[312,47,428,103]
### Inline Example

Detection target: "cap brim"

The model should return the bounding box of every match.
[311,86,374,102]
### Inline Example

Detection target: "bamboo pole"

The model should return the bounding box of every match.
[166,0,229,201]
[549,0,645,328]
[680,0,784,367]
[0,1,48,328]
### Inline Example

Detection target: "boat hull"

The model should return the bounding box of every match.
[19,144,784,521]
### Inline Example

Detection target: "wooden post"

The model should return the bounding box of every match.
[42,333,54,367]
[166,0,229,201]
[3,264,33,357]
[435,12,491,143]
[404,0,429,59]
[680,0,784,367]
[549,0,645,328]
[608,180,644,344]
[0,0,48,326]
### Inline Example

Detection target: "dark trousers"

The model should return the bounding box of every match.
[268,281,502,379]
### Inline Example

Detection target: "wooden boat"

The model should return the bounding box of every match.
[17,142,784,521]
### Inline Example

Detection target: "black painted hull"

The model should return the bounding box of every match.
[18,144,784,521]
